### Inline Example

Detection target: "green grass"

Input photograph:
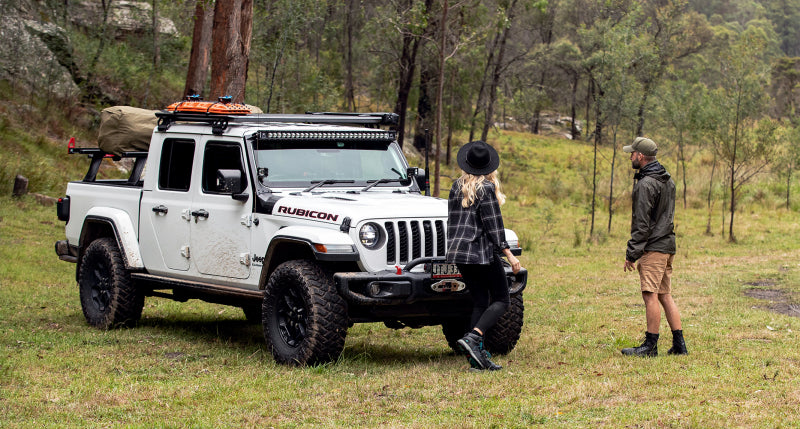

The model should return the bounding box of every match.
[3,128,800,427]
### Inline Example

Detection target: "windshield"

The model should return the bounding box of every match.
[253,139,409,188]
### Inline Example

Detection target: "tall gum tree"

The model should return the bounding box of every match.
[712,26,777,242]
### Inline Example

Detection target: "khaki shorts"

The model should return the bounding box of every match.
[637,251,674,294]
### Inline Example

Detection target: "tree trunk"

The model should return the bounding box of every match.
[413,63,435,153]
[84,0,113,103]
[705,143,717,235]
[432,0,448,197]
[787,169,792,209]
[343,0,356,111]
[210,0,253,103]
[185,0,214,98]
[394,0,431,148]
[728,99,741,243]
[590,81,602,237]
[570,74,579,139]
[607,129,618,234]
[635,79,651,136]
[152,0,160,71]
[679,137,688,209]
[480,0,517,141]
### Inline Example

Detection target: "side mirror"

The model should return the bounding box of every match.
[408,167,426,190]
[216,169,249,201]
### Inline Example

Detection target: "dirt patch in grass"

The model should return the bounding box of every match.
[744,282,800,318]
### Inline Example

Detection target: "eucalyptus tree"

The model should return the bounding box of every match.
[774,123,800,209]
[574,0,638,236]
[209,0,253,103]
[710,26,777,241]
[656,78,706,209]
[467,0,536,142]
[249,0,338,112]
[184,0,213,98]
[630,1,712,136]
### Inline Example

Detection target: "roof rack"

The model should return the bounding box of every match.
[155,111,399,135]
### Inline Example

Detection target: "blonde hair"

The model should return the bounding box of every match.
[458,170,506,208]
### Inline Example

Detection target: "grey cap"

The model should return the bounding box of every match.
[623,137,658,156]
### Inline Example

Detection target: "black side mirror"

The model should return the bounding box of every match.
[216,169,249,201]
[408,167,426,191]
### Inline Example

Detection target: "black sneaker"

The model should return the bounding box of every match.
[457,332,491,370]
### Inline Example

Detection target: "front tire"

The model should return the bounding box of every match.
[262,260,348,365]
[484,293,524,354]
[78,237,144,329]
[441,293,524,355]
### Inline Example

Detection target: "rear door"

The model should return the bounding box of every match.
[139,137,196,273]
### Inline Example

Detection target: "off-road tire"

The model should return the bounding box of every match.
[78,237,144,329]
[441,292,524,355]
[442,317,471,353]
[262,260,348,366]
[484,293,524,355]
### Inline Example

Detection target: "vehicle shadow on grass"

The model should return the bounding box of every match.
[133,315,459,367]
[136,315,266,350]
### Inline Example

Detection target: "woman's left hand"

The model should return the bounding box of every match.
[503,249,522,274]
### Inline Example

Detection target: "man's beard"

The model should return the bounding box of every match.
[631,159,641,169]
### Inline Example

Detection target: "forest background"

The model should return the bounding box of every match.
[2,0,800,426]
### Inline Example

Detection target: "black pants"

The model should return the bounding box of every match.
[457,254,510,335]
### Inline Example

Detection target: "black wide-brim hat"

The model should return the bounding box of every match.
[456,140,500,175]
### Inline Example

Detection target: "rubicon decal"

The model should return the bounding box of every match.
[277,206,339,222]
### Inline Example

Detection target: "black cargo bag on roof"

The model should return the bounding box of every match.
[98,106,158,156]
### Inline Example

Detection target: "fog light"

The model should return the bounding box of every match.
[369,283,381,296]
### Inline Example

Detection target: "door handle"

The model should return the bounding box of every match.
[190,209,209,222]
[152,205,168,214]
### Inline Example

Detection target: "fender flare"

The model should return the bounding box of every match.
[258,226,358,289]
[80,208,144,270]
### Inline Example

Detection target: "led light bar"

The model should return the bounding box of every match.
[257,130,396,142]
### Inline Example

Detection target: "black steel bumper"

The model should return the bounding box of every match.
[333,257,527,306]
[55,240,79,263]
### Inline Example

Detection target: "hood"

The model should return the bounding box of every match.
[635,161,671,183]
[267,191,448,226]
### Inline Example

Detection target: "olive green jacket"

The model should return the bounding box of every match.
[626,161,676,262]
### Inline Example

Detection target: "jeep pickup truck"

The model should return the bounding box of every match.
[55,102,527,365]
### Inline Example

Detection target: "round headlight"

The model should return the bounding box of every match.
[359,223,382,249]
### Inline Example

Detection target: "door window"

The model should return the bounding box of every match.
[158,139,195,191]
[202,142,248,194]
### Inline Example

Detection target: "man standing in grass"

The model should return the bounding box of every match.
[621,137,688,357]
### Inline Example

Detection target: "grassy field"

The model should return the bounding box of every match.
[2,129,800,427]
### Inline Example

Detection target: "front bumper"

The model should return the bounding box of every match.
[333,257,527,306]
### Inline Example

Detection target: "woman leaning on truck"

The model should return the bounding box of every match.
[446,140,522,371]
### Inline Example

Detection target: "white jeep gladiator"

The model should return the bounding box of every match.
[55,104,527,365]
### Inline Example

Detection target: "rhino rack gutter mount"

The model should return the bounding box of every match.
[155,111,400,135]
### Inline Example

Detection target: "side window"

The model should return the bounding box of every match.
[202,142,248,193]
[158,139,195,191]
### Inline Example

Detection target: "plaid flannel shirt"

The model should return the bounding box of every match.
[446,180,509,265]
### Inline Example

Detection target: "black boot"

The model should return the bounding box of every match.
[621,332,659,357]
[458,331,493,370]
[667,329,688,355]
[468,350,502,371]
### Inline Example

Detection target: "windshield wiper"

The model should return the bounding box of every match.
[302,179,355,192]
[361,178,408,192]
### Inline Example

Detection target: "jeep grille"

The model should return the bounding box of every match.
[384,220,446,265]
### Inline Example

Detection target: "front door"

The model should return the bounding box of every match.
[189,139,253,279]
